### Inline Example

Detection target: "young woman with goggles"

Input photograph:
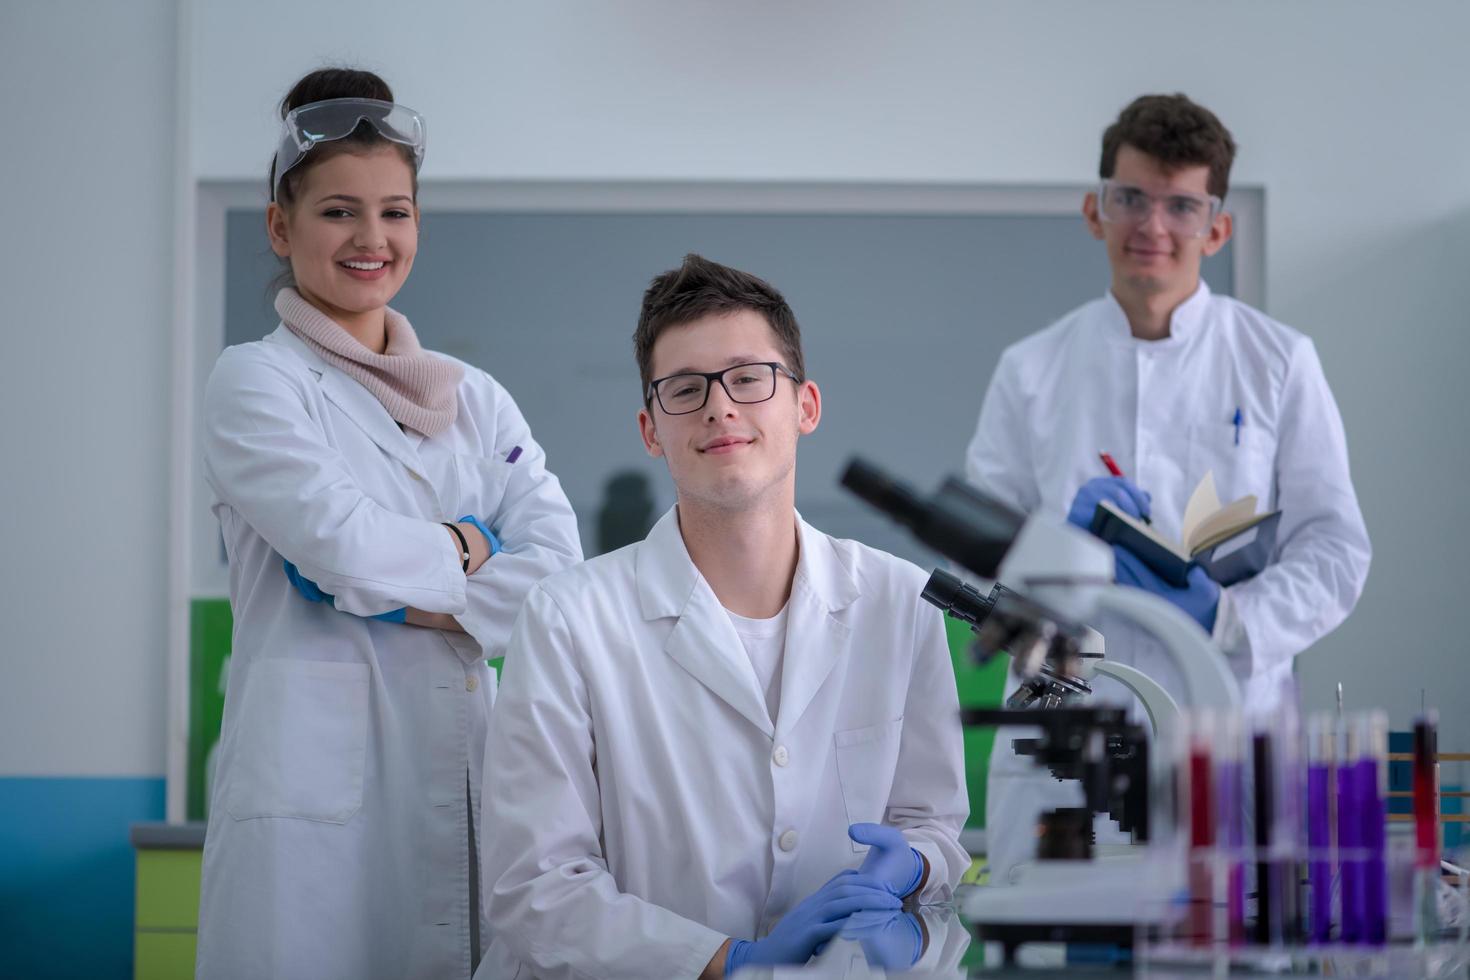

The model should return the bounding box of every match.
[194,67,582,980]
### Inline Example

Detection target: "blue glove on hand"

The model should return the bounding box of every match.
[456,514,501,560]
[1112,545,1220,633]
[725,870,901,974]
[840,909,924,970]
[282,559,406,623]
[848,822,924,898]
[1067,476,1152,531]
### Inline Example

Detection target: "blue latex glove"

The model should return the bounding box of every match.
[282,559,406,623]
[848,822,924,898]
[1112,545,1220,633]
[1067,476,1152,530]
[456,514,501,560]
[725,870,901,974]
[840,909,924,970]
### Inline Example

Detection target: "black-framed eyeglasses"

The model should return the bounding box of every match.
[647,361,801,416]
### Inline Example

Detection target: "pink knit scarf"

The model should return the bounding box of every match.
[276,288,462,437]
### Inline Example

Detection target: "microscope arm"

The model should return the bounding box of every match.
[1091,660,1181,757]
[1090,585,1242,713]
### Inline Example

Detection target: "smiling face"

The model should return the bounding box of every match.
[638,309,820,514]
[265,144,419,336]
[1083,144,1231,301]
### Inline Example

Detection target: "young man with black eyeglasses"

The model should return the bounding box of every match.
[476,254,968,978]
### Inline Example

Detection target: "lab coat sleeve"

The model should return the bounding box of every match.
[203,346,465,617]
[963,349,1042,514]
[888,600,970,903]
[1220,338,1371,678]
[483,585,728,979]
[453,379,583,659]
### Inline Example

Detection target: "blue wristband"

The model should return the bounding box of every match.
[457,514,501,558]
[370,607,407,623]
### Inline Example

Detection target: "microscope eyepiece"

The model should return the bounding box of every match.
[840,457,1024,579]
[921,568,998,628]
[839,459,925,529]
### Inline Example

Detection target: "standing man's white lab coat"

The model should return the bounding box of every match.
[196,326,582,980]
[477,507,970,979]
[966,283,1371,881]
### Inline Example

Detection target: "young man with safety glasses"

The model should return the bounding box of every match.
[966,93,1372,883]
[477,254,968,977]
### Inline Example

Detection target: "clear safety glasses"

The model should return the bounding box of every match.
[273,98,426,199]
[1097,179,1223,239]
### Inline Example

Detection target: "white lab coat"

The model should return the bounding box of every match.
[477,508,970,979]
[965,282,1371,882]
[195,326,582,980]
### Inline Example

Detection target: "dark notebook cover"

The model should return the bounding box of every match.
[1090,504,1280,588]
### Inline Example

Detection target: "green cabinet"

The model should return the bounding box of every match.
[131,823,205,980]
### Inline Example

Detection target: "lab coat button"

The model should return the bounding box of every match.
[779,830,798,852]
[772,745,789,767]
[465,676,479,692]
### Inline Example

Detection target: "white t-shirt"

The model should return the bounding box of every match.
[725,603,789,724]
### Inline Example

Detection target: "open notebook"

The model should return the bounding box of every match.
[1089,471,1280,587]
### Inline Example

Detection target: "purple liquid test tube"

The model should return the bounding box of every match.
[1306,715,1332,944]
[1339,719,1363,944]
[1359,712,1388,945]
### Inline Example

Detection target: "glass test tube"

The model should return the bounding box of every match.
[1339,716,1364,943]
[1217,713,1246,946]
[1357,711,1388,945]
[1306,713,1334,944]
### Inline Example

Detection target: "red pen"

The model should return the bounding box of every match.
[1098,451,1151,524]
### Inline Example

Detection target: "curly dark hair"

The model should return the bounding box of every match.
[1100,94,1237,200]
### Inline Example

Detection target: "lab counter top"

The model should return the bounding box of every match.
[130,820,207,849]
[761,891,1470,978]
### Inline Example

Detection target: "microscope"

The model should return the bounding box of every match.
[841,458,1242,959]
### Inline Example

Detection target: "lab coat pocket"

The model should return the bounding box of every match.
[452,454,515,529]
[225,659,369,824]
[834,717,904,851]
[1187,423,1276,509]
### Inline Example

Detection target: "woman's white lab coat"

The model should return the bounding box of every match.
[966,282,1371,882]
[477,508,970,979]
[194,326,582,980]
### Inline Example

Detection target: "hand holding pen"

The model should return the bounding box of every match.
[1066,456,1153,530]
[1061,452,1154,528]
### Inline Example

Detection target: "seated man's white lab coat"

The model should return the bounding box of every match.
[477,507,969,979]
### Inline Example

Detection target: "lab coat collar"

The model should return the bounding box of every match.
[267,325,427,474]
[636,506,862,737]
[1099,279,1212,350]
[635,506,861,620]
[777,518,861,734]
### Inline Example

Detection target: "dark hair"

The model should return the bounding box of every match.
[633,254,806,401]
[268,67,418,206]
[1100,94,1237,200]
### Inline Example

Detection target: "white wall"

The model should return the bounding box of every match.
[4,0,1465,778]
[0,0,177,776]
[186,1,1470,749]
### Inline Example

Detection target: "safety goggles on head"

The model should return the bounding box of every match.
[273,98,426,200]
[1097,179,1222,239]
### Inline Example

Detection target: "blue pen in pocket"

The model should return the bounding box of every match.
[1232,407,1243,446]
